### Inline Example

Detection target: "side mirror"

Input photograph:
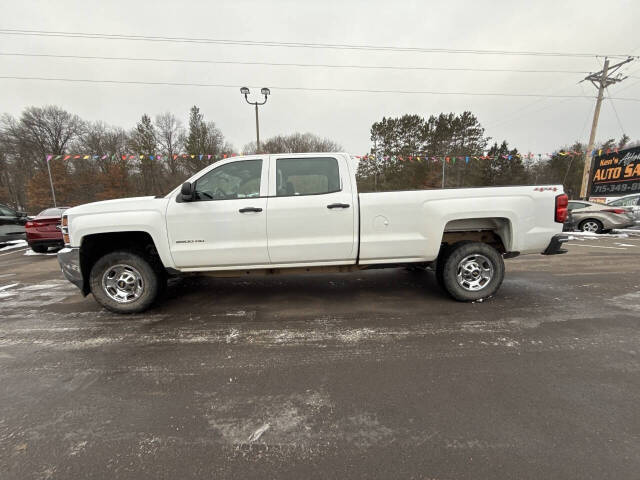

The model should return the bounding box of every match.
[180,182,195,202]
[17,211,27,217]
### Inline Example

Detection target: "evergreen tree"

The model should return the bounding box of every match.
[185,106,230,173]
[129,114,161,195]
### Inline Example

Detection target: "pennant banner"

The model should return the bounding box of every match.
[354,149,601,162]
[43,149,603,164]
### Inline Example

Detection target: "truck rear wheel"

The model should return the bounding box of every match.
[440,242,504,302]
[89,250,161,314]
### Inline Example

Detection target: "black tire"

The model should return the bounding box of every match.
[89,250,160,314]
[440,242,505,302]
[579,219,603,234]
[30,244,49,253]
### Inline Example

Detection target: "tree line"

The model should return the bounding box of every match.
[0,105,634,213]
[357,112,634,198]
[0,105,341,212]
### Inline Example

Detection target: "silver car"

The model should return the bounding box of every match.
[607,194,640,223]
[568,200,635,233]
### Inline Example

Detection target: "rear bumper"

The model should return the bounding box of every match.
[28,238,64,248]
[542,234,569,255]
[57,247,84,292]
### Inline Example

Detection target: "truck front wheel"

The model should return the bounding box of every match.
[89,250,162,314]
[440,242,504,302]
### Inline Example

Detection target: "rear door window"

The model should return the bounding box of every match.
[276,157,341,196]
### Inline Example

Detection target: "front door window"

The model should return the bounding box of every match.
[194,160,262,201]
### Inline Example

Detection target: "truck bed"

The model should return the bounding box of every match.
[358,186,562,264]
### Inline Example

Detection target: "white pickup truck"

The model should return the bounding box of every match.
[58,152,569,313]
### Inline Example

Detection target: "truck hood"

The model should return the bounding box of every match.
[66,196,168,216]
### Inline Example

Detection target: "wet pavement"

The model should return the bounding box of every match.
[1,233,639,479]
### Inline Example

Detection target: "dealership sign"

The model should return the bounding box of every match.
[590,145,640,196]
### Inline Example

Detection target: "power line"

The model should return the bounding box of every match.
[0,28,636,59]
[3,74,640,101]
[605,87,626,136]
[0,52,593,75]
[484,80,586,129]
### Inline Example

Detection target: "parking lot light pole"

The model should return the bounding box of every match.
[240,87,270,153]
[46,158,57,207]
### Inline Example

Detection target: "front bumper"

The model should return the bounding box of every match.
[542,234,569,255]
[57,247,84,292]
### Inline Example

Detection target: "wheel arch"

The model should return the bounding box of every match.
[440,217,513,254]
[78,231,163,295]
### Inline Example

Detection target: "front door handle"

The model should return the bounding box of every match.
[239,207,263,213]
[327,203,350,209]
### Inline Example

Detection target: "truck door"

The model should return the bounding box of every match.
[266,155,358,264]
[165,158,270,269]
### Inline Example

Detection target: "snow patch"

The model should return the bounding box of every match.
[225,328,240,343]
[247,423,270,442]
[610,291,640,313]
[567,231,629,240]
[612,228,640,236]
[0,240,27,252]
[24,249,58,256]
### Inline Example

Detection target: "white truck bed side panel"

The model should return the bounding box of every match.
[358,186,562,263]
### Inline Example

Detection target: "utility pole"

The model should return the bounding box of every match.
[579,56,634,199]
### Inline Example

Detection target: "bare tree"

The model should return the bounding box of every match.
[0,107,85,208]
[75,122,129,173]
[155,112,185,178]
[16,106,85,168]
[243,132,342,154]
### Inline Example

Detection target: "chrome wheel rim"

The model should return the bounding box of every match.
[582,221,599,232]
[102,264,144,303]
[456,254,494,291]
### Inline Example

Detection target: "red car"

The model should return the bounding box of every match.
[25,207,70,253]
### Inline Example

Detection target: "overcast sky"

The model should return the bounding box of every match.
[2,0,639,155]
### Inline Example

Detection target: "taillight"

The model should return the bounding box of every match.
[601,208,627,214]
[555,194,568,223]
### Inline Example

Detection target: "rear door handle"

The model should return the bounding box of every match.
[327,203,350,209]
[239,207,263,213]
